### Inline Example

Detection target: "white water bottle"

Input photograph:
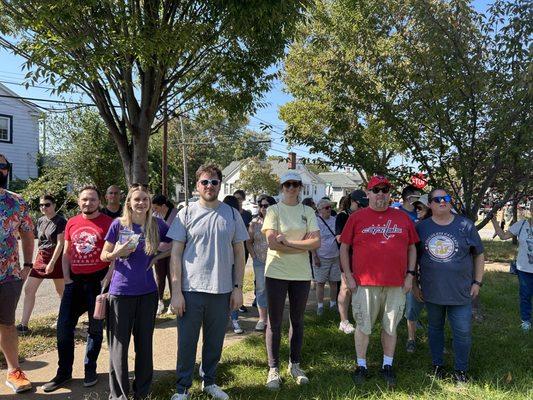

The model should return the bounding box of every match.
[119,227,135,259]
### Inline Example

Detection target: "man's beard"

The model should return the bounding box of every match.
[82,208,97,215]
[0,173,8,189]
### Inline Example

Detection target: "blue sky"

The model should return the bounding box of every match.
[0,0,490,160]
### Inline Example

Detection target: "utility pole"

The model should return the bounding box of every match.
[162,102,168,196]
[179,114,189,205]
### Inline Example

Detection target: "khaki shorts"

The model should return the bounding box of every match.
[313,257,341,283]
[351,286,405,335]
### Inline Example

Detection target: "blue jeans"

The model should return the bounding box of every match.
[56,277,104,377]
[405,291,425,321]
[518,270,533,322]
[426,302,472,371]
[252,258,267,308]
[176,292,231,394]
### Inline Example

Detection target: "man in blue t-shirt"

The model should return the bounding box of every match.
[414,188,485,384]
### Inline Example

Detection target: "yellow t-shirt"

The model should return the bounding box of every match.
[261,202,319,281]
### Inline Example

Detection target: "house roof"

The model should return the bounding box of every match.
[318,172,363,188]
[0,82,42,115]
[221,158,326,185]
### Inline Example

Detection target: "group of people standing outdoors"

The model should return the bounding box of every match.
[1,149,531,399]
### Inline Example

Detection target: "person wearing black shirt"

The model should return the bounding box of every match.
[101,185,123,219]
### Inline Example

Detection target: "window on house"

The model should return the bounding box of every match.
[0,116,12,142]
[303,185,310,196]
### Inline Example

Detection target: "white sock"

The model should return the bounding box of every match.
[329,300,337,307]
[357,358,367,368]
[383,355,394,367]
[317,303,324,308]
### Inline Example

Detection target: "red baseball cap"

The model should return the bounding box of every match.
[367,175,391,190]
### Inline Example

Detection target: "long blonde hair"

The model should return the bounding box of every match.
[119,185,160,256]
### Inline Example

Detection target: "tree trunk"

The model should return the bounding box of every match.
[131,128,150,186]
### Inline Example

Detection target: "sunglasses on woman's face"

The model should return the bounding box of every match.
[130,182,148,189]
[371,186,390,194]
[0,163,9,170]
[259,203,269,209]
[39,203,51,208]
[431,195,452,204]
[199,179,220,186]
[283,181,301,189]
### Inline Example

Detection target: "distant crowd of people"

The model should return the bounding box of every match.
[1,150,531,399]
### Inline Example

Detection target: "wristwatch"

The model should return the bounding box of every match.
[472,280,483,287]
[234,284,242,289]
[23,262,33,268]
[406,270,416,276]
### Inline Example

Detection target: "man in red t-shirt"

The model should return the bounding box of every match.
[43,185,113,393]
[340,176,418,387]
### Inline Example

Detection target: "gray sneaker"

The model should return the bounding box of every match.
[288,362,309,385]
[520,320,531,332]
[406,339,416,353]
[266,368,281,391]
[202,383,229,400]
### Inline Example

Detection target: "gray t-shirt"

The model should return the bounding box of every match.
[509,220,533,273]
[416,216,484,305]
[166,201,249,294]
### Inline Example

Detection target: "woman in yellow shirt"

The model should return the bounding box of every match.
[261,172,320,391]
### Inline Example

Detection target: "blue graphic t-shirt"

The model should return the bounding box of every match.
[416,216,484,305]
[399,205,418,223]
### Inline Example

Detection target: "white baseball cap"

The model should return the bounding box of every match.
[280,171,302,184]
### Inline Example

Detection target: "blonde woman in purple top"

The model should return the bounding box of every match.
[100,185,171,400]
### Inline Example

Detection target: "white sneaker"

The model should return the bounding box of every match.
[156,301,165,315]
[254,320,266,331]
[520,320,531,331]
[170,393,189,400]
[339,320,355,334]
[166,305,174,315]
[202,383,229,400]
[266,368,281,390]
[288,362,309,385]
[232,320,243,334]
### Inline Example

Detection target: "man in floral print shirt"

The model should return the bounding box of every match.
[0,153,34,393]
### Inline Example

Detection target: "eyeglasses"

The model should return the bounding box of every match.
[0,163,9,170]
[371,186,390,194]
[320,206,332,210]
[259,204,269,209]
[39,203,51,208]
[199,179,220,186]
[282,181,301,189]
[415,206,425,211]
[431,195,452,203]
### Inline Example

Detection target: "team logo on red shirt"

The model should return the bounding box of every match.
[361,220,403,240]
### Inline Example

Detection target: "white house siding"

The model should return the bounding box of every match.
[0,84,40,181]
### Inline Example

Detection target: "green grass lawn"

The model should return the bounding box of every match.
[152,270,532,400]
[482,239,517,263]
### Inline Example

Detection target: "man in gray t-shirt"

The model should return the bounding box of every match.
[167,164,248,399]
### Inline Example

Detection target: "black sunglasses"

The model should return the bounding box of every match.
[130,182,148,189]
[431,195,452,203]
[282,181,301,189]
[199,179,220,186]
[371,186,390,194]
[39,203,52,208]
[259,203,269,208]
[0,163,9,170]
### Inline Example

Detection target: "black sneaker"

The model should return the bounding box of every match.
[42,375,72,392]
[380,365,396,387]
[16,324,30,335]
[406,339,416,353]
[453,370,468,385]
[352,366,369,384]
[252,298,257,308]
[83,371,98,387]
[238,305,248,313]
[432,365,447,380]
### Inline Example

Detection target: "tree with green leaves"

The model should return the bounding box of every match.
[281,0,531,225]
[237,158,280,199]
[0,0,307,184]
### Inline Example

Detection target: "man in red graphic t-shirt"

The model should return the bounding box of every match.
[43,185,113,393]
[340,176,418,387]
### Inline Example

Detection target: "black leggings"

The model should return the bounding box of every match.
[265,277,310,368]
[154,257,172,301]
